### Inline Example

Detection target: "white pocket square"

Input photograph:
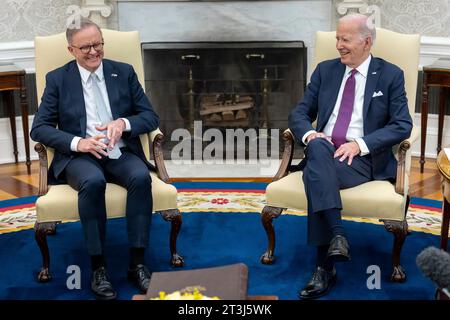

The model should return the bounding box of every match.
[372,91,383,98]
[111,73,118,77]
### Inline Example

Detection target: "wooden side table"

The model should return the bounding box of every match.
[436,288,450,300]
[420,58,450,173]
[436,148,450,251]
[0,65,31,174]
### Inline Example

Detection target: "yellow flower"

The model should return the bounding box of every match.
[151,287,220,300]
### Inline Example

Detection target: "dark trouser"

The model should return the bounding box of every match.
[302,138,372,246]
[64,150,152,255]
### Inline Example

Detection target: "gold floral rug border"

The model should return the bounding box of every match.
[0,191,445,236]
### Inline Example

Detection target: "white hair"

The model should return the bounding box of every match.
[339,13,376,44]
[66,18,102,45]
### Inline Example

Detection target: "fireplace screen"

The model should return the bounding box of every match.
[142,42,307,159]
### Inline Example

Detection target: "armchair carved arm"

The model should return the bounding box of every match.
[394,126,418,195]
[34,143,49,196]
[150,129,171,184]
[273,129,296,181]
[394,140,410,195]
[34,128,173,199]
[273,126,418,196]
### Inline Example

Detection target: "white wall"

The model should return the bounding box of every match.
[0,0,81,42]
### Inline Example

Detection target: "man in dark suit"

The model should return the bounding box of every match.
[30,19,160,300]
[288,14,413,299]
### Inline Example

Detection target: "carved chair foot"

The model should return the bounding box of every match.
[37,267,51,283]
[260,251,275,265]
[260,206,284,265]
[171,253,184,267]
[382,219,409,283]
[391,265,407,283]
[35,222,57,283]
[159,209,183,266]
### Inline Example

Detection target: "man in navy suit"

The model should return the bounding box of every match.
[288,14,412,299]
[31,19,160,300]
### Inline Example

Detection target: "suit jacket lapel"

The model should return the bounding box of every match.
[66,62,87,135]
[320,62,345,131]
[103,60,120,119]
[363,57,381,121]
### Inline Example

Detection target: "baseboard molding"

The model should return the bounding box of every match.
[0,115,38,164]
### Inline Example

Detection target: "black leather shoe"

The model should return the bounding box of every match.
[298,266,337,300]
[91,267,117,300]
[327,235,350,262]
[127,264,151,293]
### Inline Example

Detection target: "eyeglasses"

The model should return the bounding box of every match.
[71,42,104,54]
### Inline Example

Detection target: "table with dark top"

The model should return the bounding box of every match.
[0,64,31,174]
[420,58,450,173]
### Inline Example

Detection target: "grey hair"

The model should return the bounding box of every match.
[66,18,102,44]
[339,13,376,44]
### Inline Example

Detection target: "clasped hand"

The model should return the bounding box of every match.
[307,132,360,165]
[77,119,126,159]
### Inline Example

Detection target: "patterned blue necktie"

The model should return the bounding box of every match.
[90,73,122,159]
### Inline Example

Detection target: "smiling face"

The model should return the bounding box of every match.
[335,19,372,69]
[67,25,104,72]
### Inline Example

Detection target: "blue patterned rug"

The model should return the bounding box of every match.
[0,182,442,300]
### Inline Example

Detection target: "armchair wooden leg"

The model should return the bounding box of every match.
[34,221,58,282]
[260,206,284,264]
[47,223,57,235]
[441,196,450,251]
[159,209,184,267]
[382,219,409,283]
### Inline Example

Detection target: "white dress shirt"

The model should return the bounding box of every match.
[70,62,131,152]
[302,55,372,155]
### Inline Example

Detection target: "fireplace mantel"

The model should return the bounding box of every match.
[113,0,318,2]
[114,0,332,75]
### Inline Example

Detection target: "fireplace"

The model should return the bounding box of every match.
[143,41,307,159]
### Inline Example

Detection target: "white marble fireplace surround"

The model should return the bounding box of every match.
[116,0,333,75]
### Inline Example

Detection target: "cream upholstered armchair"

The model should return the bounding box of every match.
[33,29,184,282]
[260,28,420,282]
